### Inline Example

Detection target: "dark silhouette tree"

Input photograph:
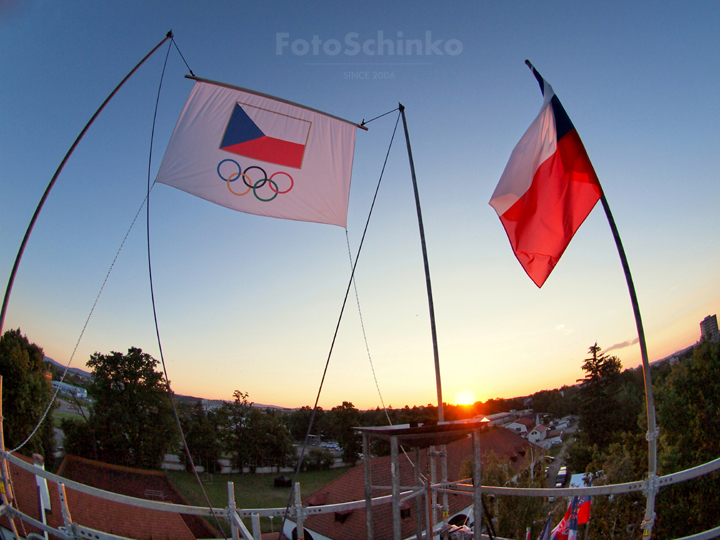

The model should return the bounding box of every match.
[0,329,55,464]
[576,343,622,448]
[63,347,176,469]
[331,401,362,465]
[178,401,221,473]
[653,340,720,538]
[221,391,295,473]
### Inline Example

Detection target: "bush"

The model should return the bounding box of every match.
[304,447,334,471]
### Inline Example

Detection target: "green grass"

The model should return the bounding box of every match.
[53,411,84,427]
[167,467,352,534]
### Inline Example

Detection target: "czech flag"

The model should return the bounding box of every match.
[489,61,603,287]
[219,102,310,169]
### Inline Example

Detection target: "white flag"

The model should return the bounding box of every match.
[155,80,357,227]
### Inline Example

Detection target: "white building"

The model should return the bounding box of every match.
[52,381,87,399]
[527,424,548,444]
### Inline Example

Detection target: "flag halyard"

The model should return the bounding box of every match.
[490,64,602,287]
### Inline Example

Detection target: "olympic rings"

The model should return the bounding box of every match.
[226,172,251,196]
[270,171,294,194]
[241,166,268,190]
[217,159,241,182]
[217,159,295,203]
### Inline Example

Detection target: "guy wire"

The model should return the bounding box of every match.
[144,42,225,536]
[278,110,402,538]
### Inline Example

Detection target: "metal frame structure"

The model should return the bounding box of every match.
[356,421,487,540]
[2,448,720,540]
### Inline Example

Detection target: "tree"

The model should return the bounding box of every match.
[652,341,720,538]
[63,347,177,469]
[286,405,324,441]
[582,434,647,539]
[220,390,253,472]
[257,410,295,472]
[579,343,622,387]
[221,391,295,473]
[178,401,221,473]
[303,447,334,471]
[576,343,623,448]
[331,401,362,465]
[0,329,55,464]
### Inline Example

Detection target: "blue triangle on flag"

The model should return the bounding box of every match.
[221,104,265,148]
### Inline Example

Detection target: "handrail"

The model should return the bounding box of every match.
[3,449,720,539]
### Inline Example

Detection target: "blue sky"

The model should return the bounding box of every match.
[2,1,719,409]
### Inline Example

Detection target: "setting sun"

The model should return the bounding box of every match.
[455,391,476,406]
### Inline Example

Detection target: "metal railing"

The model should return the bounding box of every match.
[2,450,720,540]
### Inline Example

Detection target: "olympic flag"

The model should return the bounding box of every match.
[489,63,602,287]
[155,79,358,227]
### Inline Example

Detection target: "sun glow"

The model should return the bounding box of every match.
[455,391,476,406]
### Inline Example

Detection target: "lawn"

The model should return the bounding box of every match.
[168,467,352,534]
[52,411,84,427]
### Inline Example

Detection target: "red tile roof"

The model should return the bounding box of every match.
[300,427,538,540]
[515,418,535,429]
[1,454,218,539]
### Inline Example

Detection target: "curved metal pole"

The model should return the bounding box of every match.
[0,31,173,335]
[600,193,658,538]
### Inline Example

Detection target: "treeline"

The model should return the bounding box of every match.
[2,326,580,477]
[562,341,718,539]
[6,328,720,538]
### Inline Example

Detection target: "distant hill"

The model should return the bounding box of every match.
[44,356,92,379]
[650,344,696,366]
[43,357,288,409]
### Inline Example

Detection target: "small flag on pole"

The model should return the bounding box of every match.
[536,515,553,540]
[156,79,358,227]
[551,497,578,540]
[577,495,591,525]
[489,62,603,287]
[566,503,580,540]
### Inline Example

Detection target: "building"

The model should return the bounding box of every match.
[52,380,88,399]
[291,427,540,540]
[700,314,719,343]
[527,424,548,445]
[506,417,535,437]
[0,454,217,539]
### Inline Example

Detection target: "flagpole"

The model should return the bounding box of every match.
[399,103,450,528]
[0,31,174,336]
[398,104,444,422]
[600,193,658,538]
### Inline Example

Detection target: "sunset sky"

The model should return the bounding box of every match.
[2,1,719,410]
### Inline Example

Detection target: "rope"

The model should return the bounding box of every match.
[10,32,223,536]
[170,36,194,77]
[4,31,173,453]
[343,231,421,475]
[144,43,224,536]
[360,107,399,128]
[344,230,391,422]
[278,111,402,539]
[10,190,152,454]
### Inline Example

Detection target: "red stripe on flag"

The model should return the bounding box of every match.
[221,136,306,169]
[577,499,591,524]
[498,129,602,287]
